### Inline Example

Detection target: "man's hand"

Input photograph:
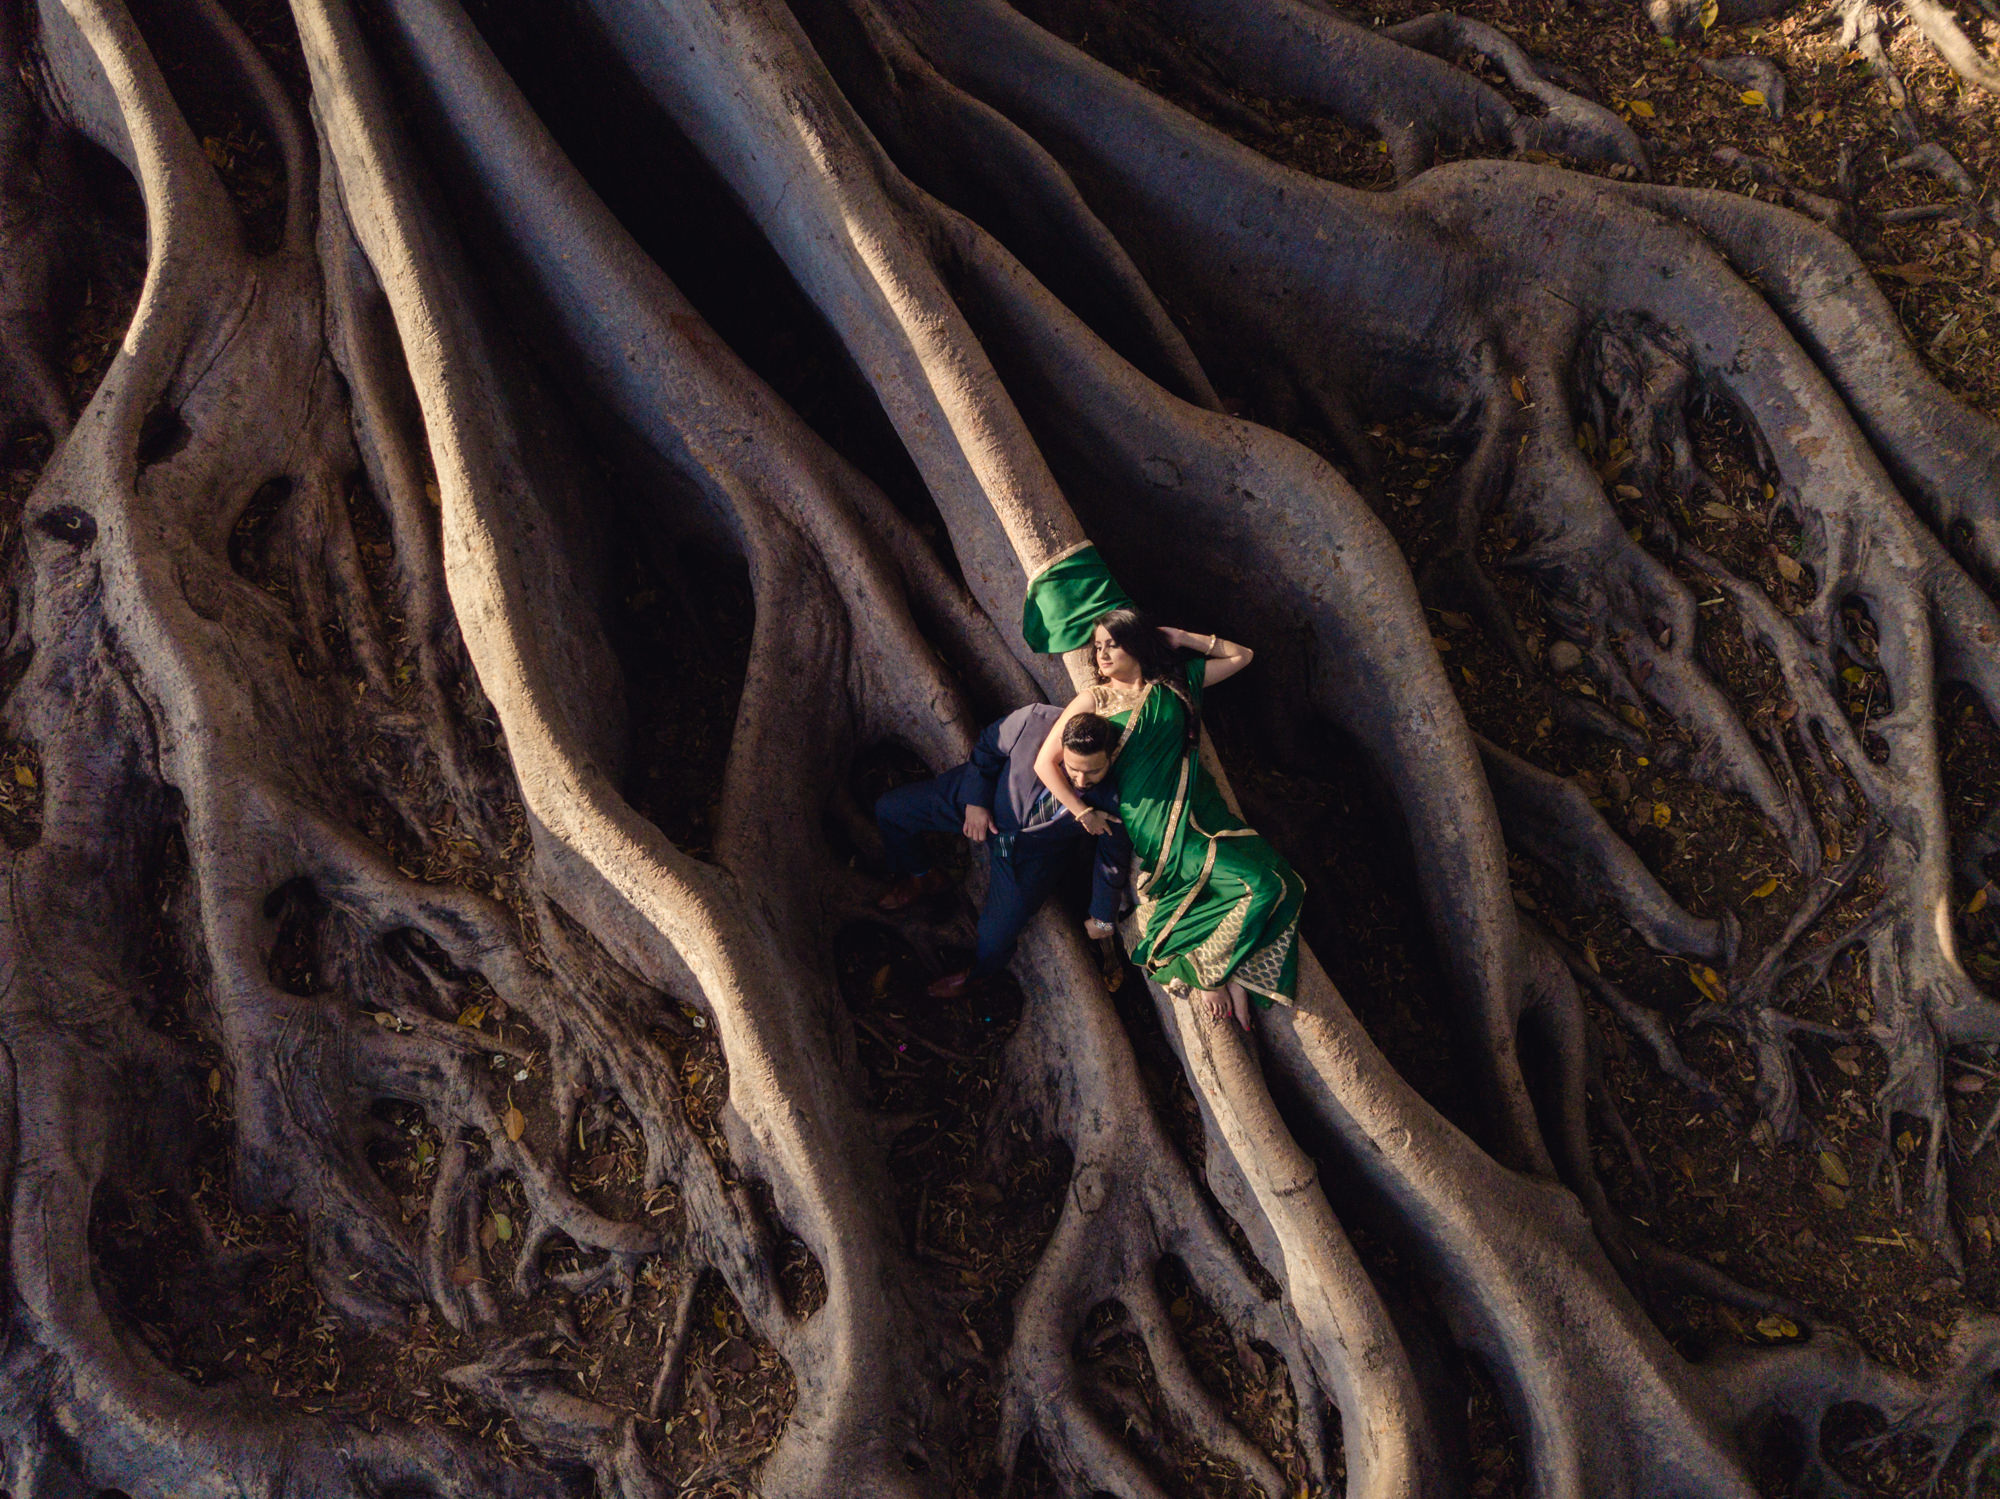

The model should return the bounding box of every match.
[1076,807,1111,837]
[962,804,995,842]
[1084,918,1115,940]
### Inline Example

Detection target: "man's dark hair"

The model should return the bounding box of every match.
[1062,712,1116,758]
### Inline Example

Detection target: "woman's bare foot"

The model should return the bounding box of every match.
[1194,986,1231,1024]
[1227,981,1253,1032]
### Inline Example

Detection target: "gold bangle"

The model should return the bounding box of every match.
[1204,634,1219,656]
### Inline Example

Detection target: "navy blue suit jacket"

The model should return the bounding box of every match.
[950,704,1127,923]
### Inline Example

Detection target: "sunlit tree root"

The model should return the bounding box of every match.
[1017,0,1647,180]
[346,12,1473,1496]
[669,0,2000,1485]
[0,0,941,1488]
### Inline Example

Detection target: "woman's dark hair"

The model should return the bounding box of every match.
[1093,608,1179,684]
[1093,607,1200,753]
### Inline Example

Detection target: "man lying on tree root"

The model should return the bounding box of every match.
[876,708,1128,997]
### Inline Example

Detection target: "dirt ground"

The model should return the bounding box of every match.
[20,0,2000,1494]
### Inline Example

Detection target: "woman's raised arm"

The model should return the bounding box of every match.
[1159,627,1253,686]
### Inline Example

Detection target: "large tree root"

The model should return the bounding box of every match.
[10,0,2000,1490]
[882,0,2000,1256]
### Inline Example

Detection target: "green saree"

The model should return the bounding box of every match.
[1023,546,1305,1004]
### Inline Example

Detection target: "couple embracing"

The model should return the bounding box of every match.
[876,545,1303,1031]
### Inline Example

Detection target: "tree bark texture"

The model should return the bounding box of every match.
[0,0,1997,1493]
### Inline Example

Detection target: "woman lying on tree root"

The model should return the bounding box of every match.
[1027,545,1305,1033]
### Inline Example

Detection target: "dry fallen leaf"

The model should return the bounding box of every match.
[1687,963,1725,1003]
[504,1105,525,1142]
[1751,875,1780,898]
[1629,99,1656,118]
[1970,886,1991,914]
[1510,375,1528,402]
[1818,1151,1850,1188]
[1878,263,1941,285]
[1739,89,1766,106]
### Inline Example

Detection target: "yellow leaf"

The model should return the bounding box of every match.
[12,764,33,788]
[1841,665,1865,684]
[1755,1314,1800,1338]
[714,1305,732,1332]
[423,480,442,508]
[1819,1151,1850,1188]
[1629,98,1656,118]
[1751,876,1780,898]
[493,1210,512,1243]
[1740,89,1766,106]
[456,1002,486,1027]
[504,1105,525,1142]
[1762,483,1776,499]
[1810,110,1825,124]
[1510,375,1528,403]
[1815,1181,1848,1208]
[870,964,893,998]
[207,1068,222,1094]
[1896,1130,1916,1153]
[1699,0,1719,25]
[1687,963,1725,1003]
[1969,886,1990,914]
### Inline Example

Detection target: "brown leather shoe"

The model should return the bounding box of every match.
[926,969,975,1000]
[877,869,952,912]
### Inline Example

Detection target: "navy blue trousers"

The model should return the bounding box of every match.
[875,770,1067,979]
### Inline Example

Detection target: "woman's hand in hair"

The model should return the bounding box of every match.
[1158,627,1254,686]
